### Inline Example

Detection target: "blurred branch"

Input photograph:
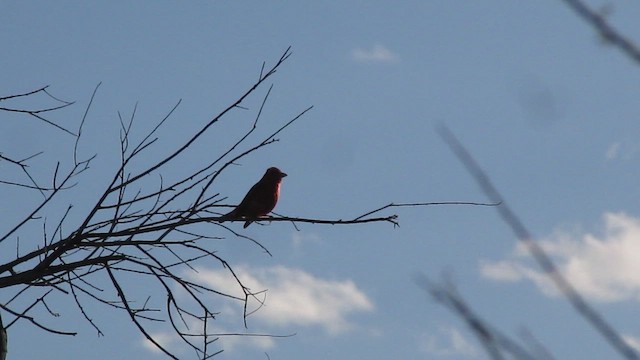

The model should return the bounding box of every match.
[560,0,640,64]
[438,125,639,360]
[417,275,505,360]
[415,274,553,360]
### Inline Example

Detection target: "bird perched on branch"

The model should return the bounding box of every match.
[219,167,288,228]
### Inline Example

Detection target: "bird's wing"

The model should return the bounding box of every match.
[233,181,264,216]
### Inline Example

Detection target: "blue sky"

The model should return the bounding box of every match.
[2,1,640,359]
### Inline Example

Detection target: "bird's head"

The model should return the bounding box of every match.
[265,167,287,181]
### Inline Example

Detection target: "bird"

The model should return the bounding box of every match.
[219,167,287,228]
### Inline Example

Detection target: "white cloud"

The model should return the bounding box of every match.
[351,44,400,63]
[418,325,478,358]
[606,142,621,160]
[481,212,640,302]
[191,265,374,334]
[291,231,322,248]
[623,334,640,353]
[480,259,560,298]
[141,331,181,354]
[142,266,373,355]
[605,141,639,161]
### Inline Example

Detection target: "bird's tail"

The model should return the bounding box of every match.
[218,209,254,228]
[217,209,238,223]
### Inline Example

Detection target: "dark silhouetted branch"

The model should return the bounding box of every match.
[0,85,76,135]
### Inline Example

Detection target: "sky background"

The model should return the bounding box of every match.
[2,1,640,359]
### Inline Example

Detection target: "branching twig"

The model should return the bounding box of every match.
[0,85,76,135]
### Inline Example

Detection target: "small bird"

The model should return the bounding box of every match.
[220,167,287,228]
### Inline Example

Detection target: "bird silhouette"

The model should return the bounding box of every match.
[220,167,287,228]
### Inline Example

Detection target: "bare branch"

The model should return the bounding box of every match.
[106,266,178,359]
[0,86,76,135]
[74,83,100,166]
[111,47,293,192]
[353,201,500,221]
[1,291,76,336]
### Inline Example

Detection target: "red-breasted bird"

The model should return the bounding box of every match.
[220,167,287,228]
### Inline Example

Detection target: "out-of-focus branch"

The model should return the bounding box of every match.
[415,275,552,360]
[560,0,640,64]
[438,125,640,360]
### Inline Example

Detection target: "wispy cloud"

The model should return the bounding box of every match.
[606,142,621,161]
[605,141,638,161]
[481,212,640,302]
[351,44,400,63]
[623,334,640,353]
[418,325,478,357]
[141,331,182,354]
[291,231,322,248]
[190,265,374,334]
[141,265,373,355]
